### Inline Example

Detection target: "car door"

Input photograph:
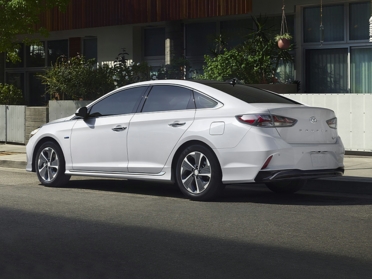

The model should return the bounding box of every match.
[70,86,147,172]
[127,85,195,174]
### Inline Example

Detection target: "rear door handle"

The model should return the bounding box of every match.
[112,125,127,132]
[168,121,186,127]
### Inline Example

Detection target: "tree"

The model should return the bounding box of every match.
[0,0,70,62]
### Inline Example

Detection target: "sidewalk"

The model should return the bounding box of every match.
[1,143,372,194]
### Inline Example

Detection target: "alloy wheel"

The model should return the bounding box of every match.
[37,147,59,182]
[180,151,212,194]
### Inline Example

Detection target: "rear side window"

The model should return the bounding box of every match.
[142,85,194,112]
[194,92,218,108]
[205,83,299,104]
[89,86,146,117]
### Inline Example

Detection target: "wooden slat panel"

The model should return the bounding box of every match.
[39,0,252,31]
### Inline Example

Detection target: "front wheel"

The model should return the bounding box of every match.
[265,180,307,194]
[35,141,70,187]
[175,144,224,201]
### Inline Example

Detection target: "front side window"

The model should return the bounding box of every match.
[142,86,194,112]
[89,87,147,117]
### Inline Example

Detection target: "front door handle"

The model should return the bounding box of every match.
[112,125,127,132]
[168,121,186,127]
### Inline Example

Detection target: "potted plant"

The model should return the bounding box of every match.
[275,33,292,49]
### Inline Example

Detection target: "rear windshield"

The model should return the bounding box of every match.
[201,82,299,104]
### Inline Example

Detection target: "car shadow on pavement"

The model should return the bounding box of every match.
[59,178,372,206]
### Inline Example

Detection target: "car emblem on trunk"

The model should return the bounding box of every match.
[309,116,317,123]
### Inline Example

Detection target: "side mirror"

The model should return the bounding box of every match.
[75,106,88,118]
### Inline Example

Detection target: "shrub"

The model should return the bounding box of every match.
[0,83,24,105]
[200,15,294,84]
[39,55,116,100]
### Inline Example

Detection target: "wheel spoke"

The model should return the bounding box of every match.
[194,152,201,168]
[195,176,208,193]
[181,157,194,172]
[39,165,47,179]
[40,152,48,164]
[47,168,54,181]
[182,173,194,192]
[199,165,211,177]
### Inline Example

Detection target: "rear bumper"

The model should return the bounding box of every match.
[255,167,344,183]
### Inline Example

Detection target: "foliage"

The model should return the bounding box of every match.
[113,49,151,87]
[200,15,294,84]
[155,56,190,80]
[39,49,151,100]
[275,33,292,41]
[0,83,24,105]
[38,55,115,100]
[0,0,71,63]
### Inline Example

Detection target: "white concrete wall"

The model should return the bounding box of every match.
[283,94,372,152]
[49,100,91,122]
[0,105,25,144]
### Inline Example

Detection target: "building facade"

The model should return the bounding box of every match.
[2,0,372,106]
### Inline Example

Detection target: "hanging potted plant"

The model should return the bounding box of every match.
[275,33,292,49]
[276,3,292,49]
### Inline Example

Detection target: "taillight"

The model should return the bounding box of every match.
[326,117,337,129]
[236,114,297,127]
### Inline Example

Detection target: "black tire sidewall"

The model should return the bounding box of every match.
[35,141,68,187]
[175,144,222,201]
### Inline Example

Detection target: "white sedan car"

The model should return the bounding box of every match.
[26,80,344,200]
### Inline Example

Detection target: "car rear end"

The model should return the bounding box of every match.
[197,81,344,184]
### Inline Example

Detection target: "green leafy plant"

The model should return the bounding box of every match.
[113,48,151,86]
[201,15,294,84]
[0,83,24,105]
[38,55,115,100]
[275,33,292,42]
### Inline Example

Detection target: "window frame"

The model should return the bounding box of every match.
[87,86,149,118]
[140,85,196,113]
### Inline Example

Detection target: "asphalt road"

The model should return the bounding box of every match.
[1,168,372,279]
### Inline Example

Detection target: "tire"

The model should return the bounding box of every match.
[265,180,307,194]
[175,144,224,201]
[35,141,71,187]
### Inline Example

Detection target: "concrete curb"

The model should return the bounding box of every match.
[0,159,26,170]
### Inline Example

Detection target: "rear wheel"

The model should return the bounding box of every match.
[35,141,70,187]
[175,144,224,201]
[265,180,306,194]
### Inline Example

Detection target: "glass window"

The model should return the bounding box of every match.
[6,72,24,96]
[29,72,46,106]
[303,5,344,43]
[194,92,218,108]
[220,19,253,49]
[47,40,68,66]
[199,82,298,104]
[186,22,216,57]
[89,87,147,117]
[305,48,348,93]
[83,37,97,62]
[6,44,24,68]
[26,43,46,67]
[144,28,165,57]
[349,2,371,41]
[351,47,372,93]
[142,86,194,112]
